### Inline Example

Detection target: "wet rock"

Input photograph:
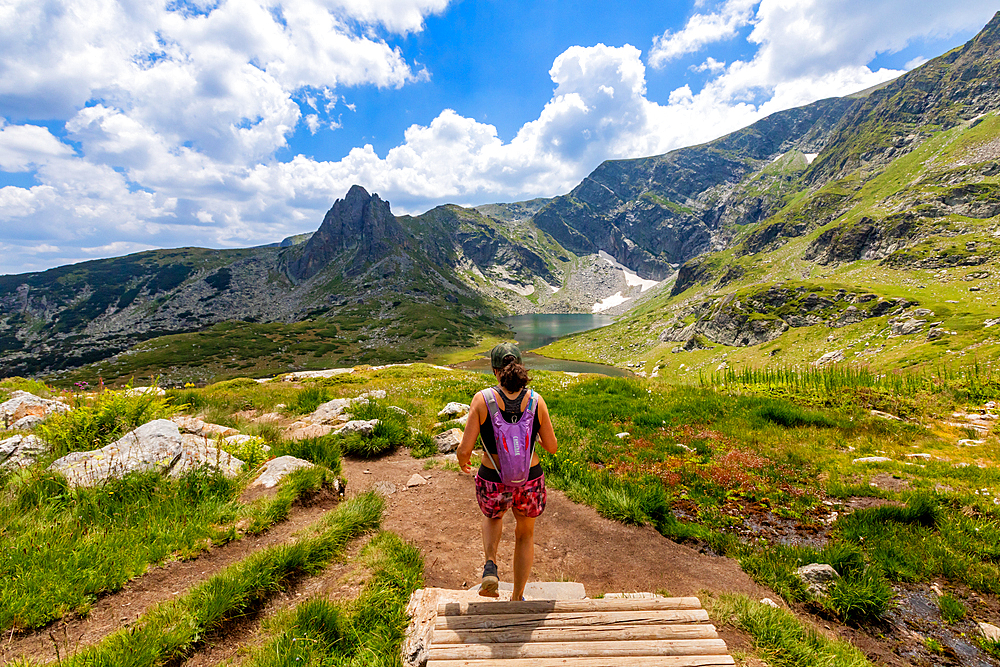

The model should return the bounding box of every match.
[434,428,464,453]
[0,434,49,469]
[438,402,470,419]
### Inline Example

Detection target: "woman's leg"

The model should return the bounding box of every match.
[482,513,504,563]
[512,512,536,601]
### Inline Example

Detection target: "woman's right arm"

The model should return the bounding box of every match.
[536,395,558,454]
[457,392,485,473]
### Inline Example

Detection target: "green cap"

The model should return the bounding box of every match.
[490,342,521,369]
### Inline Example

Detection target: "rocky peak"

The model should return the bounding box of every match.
[284,185,403,281]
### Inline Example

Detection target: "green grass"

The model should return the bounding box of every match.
[707,593,874,667]
[937,593,966,623]
[48,492,382,667]
[242,530,422,667]
[0,465,340,632]
[37,386,180,457]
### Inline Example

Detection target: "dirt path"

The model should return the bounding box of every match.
[343,452,772,599]
[1,491,340,665]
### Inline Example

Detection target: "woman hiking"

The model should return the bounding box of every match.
[457,342,558,601]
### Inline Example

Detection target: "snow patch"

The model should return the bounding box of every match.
[804,153,819,164]
[592,291,630,313]
[598,250,659,292]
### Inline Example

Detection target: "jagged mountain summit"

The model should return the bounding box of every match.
[2,12,1000,381]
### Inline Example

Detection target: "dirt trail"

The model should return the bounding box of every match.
[343,452,771,599]
[4,452,784,666]
[1,492,339,665]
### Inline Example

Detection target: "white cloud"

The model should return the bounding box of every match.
[0,122,74,171]
[1,0,999,276]
[905,56,929,70]
[649,0,758,67]
[692,57,727,73]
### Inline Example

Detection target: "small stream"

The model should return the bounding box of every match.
[454,314,630,377]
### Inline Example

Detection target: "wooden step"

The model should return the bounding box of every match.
[433,623,719,645]
[436,609,711,630]
[437,597,703,617]
[427,657,735,667]
[427,638,729,661]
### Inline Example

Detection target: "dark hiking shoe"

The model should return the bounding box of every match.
[480,560,499,597]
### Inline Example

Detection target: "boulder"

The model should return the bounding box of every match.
[438,402,471,419]
[434,428,464,453]
[889,317,926,336]
[310,398,356,424]
[1,390,70,427]
[12,414,45,430]
[49,419,243,487]
[125,386,166,397]
[285,424,334,441]
[248,455,314,489]
[0,434,49,469]
[171,415,240,438]
[813,350,845,367]
[283,368,354,381]
[796,563,840,596]
[979,622,1000,642]
[335,419,380,436]
[853,456,892,464]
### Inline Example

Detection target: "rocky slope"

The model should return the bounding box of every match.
[4,14,1000,379]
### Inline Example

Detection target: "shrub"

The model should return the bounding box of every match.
[937,593,966,623]
[409,432,437,458]
[825,570,894,625]
[290,386,332,415]
[37,385,179,456]
[271,435,343,476]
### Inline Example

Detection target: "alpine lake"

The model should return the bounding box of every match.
[453,313,630,377]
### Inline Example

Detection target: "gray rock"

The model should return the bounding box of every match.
[813,350,845,366]
[438,402,471,419]
[387,405,410,416]
[310,398,355,424]
[283,368,354,381]
[853,456,893,464]
[0,434,49,469]
[927,327,946,341]
[49,419,243,487]
[360,389,387,400]
[1,391,70,428]
[434,428,464,453]
[249,455,314,489]
[171,415,239,438]
[373,480,397,496]
[12,414,45,430]
[979,622,1000,642]
[796,563,840,596]
[889,317,926,336]
[335,419,380,435]
[406,473,428,487]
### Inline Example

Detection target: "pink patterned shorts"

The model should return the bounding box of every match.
[475,473,546,519]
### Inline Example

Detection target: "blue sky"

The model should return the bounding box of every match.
[0,0,997,275]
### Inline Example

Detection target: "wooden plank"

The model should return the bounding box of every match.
[427,638,729,660]
[435,609,710,630]
[437,597,703,617]
[428,656,735,667]
[433,623,718,644]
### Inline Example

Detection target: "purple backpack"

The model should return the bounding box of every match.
[480,387,537,486]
